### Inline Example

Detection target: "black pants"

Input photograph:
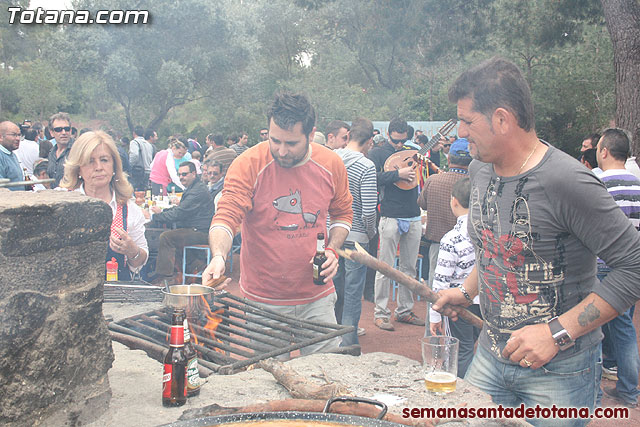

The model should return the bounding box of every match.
[155,228,209,278]
[131,170,150,191]
[448,303,482,378]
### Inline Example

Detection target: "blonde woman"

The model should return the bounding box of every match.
[61,131,148,280]
[149,139,190,195]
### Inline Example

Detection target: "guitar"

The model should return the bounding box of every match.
[383,119,457,190]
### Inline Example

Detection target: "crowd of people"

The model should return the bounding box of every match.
[2,56,640,424]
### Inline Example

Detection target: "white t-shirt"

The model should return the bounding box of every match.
[626,157,640,180]
[15,139,40,175]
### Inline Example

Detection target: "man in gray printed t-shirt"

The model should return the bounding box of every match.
[433,57,640,426]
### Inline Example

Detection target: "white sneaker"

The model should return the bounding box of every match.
[602,366,618,381]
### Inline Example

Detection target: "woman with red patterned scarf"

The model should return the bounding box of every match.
[61,131,148,280]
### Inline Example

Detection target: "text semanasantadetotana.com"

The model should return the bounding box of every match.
[7,7,149,25]
[402,404,629,420]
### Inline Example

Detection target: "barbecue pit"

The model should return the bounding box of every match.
[109,292,358,375]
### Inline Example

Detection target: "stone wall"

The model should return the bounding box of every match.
[0,190,115,426]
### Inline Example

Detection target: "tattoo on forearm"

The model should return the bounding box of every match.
[578,303,600,327]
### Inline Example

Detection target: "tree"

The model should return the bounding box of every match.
[601,0,640,164]
[13,59,69,120]
[52,0,247,133]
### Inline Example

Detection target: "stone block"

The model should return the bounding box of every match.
[0,191,115,426]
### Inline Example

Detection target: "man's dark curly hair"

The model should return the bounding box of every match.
[267,92,316,137]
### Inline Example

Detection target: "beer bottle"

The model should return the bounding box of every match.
[23,168,33,191]
[183,317,201,397]
[313,232,328,285]
[162,309,187,407]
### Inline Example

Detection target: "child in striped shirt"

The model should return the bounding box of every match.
[429,177,480,377]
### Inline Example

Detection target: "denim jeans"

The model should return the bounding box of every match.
[334,241,369,347]
[374,217,421,319]
[596,266,640,405]
[465,345,599,427]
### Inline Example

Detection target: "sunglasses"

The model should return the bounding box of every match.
[260,132,268,136]
[389,137,406,145]
[443,144,452,147]
[52,126,71,133]
[178,172,191,177]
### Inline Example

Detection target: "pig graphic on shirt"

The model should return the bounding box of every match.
[272,190,320,230]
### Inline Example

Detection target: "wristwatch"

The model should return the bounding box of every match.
[547,316,575,351]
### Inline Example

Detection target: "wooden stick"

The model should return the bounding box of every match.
[339,243,483,329]
[258,358,351,400]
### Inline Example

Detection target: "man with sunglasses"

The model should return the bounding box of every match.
[47,112,74,188]
[149,161,214,285]
[259,128,269,142]
[368,118,424,331]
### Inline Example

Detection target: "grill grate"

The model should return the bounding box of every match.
[104,282,164,303]
[108,292,356,374]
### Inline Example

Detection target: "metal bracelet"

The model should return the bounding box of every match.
[459,286,474,304]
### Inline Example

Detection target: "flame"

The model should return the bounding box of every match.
[203,308,224,340]
[189,295,226,354]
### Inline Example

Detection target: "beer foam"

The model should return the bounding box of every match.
[425,371,456,383]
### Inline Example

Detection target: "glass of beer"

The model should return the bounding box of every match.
[421,336,459,394]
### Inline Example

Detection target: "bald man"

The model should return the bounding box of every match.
[0,121,25,190]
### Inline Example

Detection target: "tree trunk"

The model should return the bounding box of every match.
[601,0,640,163]
[147,108,172,133]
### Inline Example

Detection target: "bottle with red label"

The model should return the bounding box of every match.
[162,309,187,407]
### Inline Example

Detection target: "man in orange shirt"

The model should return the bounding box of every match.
[202,92,353,355]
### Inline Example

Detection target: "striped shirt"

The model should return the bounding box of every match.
[430,214,477,323]
[229,143,249,156]
[205,146,237,173]
[598,169,640,230]
[334,148,378,243]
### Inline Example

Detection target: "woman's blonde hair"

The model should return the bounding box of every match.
[169,139,186,150]
[60,130,133,205]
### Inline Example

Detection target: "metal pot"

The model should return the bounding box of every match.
[161,397,404,427]
[162,284,215,310]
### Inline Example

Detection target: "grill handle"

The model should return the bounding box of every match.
[323,396,388,419]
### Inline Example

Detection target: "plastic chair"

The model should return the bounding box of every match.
[182,245,211,284]
[392,253,423,301]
